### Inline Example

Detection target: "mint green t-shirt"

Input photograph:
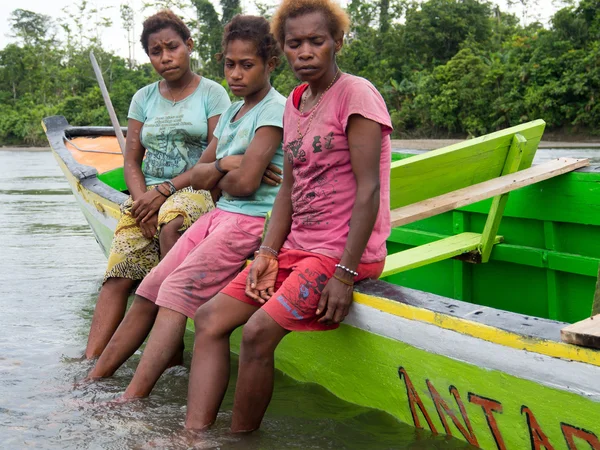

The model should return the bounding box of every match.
[128,77,231,185]
[214,87,285,217]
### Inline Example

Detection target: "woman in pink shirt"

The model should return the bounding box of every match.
[185,0,392,433]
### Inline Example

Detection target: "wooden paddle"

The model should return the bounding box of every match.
[89,51,127,156]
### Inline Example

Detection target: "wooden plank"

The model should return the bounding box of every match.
[479,133,526,262]
[389,120,545,209]
[561,315,600,348]
[390,158,589,228]
[389,227,600,278]
[543,221,560,321]
[452,211,472,302]
[593,265,600,316]
[382,232,503,278]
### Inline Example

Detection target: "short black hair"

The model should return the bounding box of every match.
[140,9,191,54]
[217,15,281,64]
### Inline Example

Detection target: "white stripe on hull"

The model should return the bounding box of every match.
[346,302,600,401]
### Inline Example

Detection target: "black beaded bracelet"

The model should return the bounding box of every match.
[154,185,169,198]
[215,159,227,174]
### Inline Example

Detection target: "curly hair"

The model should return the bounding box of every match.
[216,15,281,64]
[271,0,350,47]
[140,9,191,54]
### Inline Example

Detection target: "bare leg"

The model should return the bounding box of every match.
[87,295,158,378]
[230,310,289,433]
[185,295,259,430]
[122,307,188,399]
[159,216,186,367]
[159,216,184,260]
[85,277,135,359]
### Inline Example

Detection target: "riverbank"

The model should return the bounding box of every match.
[4,139,600,153]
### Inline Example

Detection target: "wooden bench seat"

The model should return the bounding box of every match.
[384,119,589,278]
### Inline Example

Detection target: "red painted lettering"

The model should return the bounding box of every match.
[561,423,600,450]
[469,393,507,450]
[426,381,478,446]
[398,367,437,433]
[522,406,555,450]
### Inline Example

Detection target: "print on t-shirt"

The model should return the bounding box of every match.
[143,114,205,179]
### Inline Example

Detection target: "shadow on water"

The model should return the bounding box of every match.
[0,150,477,449]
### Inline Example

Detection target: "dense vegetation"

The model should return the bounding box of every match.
[1,0,599,145]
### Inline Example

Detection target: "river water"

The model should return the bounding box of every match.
[0,149,482,449]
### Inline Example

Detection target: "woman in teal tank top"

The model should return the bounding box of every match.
[85,10,231,360]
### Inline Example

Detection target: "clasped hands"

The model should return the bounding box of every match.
[245,253,355,325]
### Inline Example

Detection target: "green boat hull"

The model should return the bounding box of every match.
[43,116,600,449]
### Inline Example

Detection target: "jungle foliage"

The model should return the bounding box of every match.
[1,0,599,145]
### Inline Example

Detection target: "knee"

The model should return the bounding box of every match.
[241,314,273,358]
[159,217,183,244]
[193,302,225,340]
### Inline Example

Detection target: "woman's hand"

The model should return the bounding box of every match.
[131,187,166,224]
[139,213,159,239]
[220,155,244,172]
[262,163,282,186]
[245,254,279,304]
[317,274,354,325]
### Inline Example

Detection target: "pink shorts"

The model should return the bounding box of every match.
[136,208,265,318]
[221,248,385,331]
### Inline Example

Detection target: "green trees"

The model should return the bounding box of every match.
[0,0,599,145]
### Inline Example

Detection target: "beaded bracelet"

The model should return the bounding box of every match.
[165,180,177,195]
[214,159,227,174]
[335,263,358,277]
[259,245,279,257]
[333,274,354,286]
[154,185,169,198]
[254,251,277,261]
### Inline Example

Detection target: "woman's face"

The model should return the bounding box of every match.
[224,39,273,98]
[283,11,342,83]
[147,27,193,82]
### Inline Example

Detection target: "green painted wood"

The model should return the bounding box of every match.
[452,212,472,301]
[455,171,600,226]
[382,232,503,278]
[97,167,128,192]
[593,266,600,316]
[389,227,600,278]
[224,325,600,450]
[479,134,526,262]
[389,120,545,209]
[544,222,560,320]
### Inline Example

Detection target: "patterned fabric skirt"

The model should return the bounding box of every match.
[103,187,214,283]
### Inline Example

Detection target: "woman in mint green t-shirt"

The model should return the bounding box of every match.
[85,9,230,360]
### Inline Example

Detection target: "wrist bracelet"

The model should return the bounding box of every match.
[333,274,354,287]
[165,180,177,195]
[335,263,358,277]
[215,159,227,174]
[259,245,279,257]
[154,185,169,198]
[254,251,277,261]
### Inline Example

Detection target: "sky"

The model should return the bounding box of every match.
[0,0,564,64]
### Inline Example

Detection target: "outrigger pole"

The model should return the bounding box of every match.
[89,51,127,156]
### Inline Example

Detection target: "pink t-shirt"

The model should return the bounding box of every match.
[282,73,392,263]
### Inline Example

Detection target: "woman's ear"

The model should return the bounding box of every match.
[267,56,278,72]
[334,32,344,54]
[186,37,194,53]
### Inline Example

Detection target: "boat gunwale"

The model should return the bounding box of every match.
[42,116,128,206]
